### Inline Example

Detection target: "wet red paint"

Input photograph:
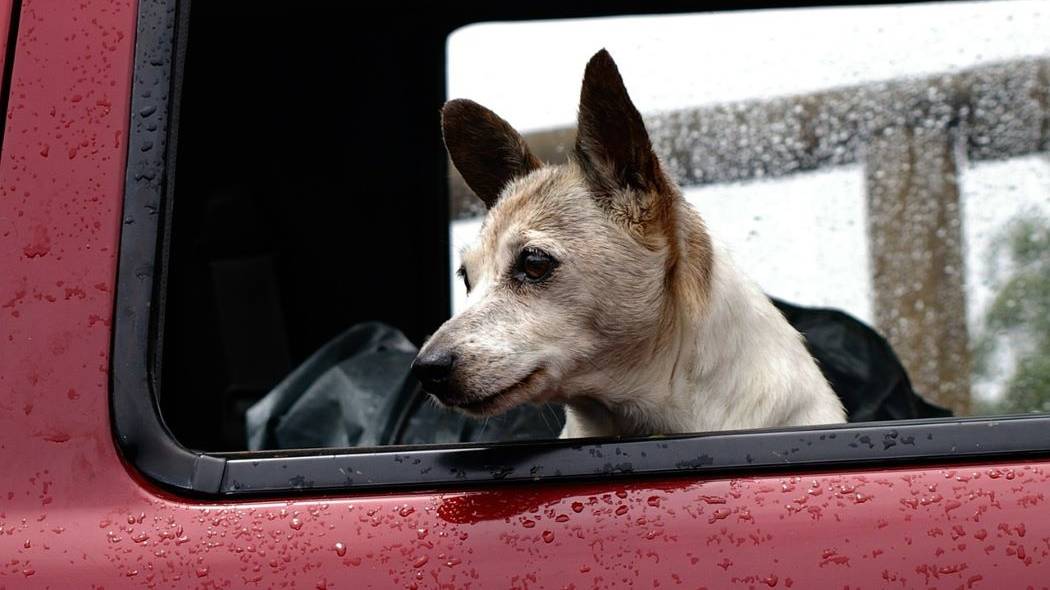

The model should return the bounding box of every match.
[4,1,1050,588]
[0,1,11,85]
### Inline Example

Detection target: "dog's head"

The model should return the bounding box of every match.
[413,49,712,416]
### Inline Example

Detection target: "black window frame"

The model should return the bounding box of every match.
[113,0,1050,497]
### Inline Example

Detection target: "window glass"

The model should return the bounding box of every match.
[158,2,1050,455]
[448,0,1050,417]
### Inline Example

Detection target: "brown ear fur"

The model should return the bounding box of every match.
[442,99,541,209]
[574,50,711,306]
[574,49,671,203]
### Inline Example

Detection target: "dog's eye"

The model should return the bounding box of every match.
[517,248,557,282]
[457,265,472,293]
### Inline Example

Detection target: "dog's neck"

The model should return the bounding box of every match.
[562,201,843,438]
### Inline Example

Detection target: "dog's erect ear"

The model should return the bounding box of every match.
[574,49,669,200]
[442,99,541,209]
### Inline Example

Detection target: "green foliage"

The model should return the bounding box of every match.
[974,214,1050,414]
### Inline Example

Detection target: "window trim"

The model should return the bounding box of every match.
[0,0,22,157]
[112,0,1050,497]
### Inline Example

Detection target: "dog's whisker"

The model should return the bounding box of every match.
[537,404,555,435]
[543,403,564,437]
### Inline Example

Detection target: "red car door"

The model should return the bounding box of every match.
[2,1,1050,588]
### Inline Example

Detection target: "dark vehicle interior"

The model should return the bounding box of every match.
[163,3,451,450]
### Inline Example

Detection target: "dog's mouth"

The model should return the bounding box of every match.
[450,366,548,416]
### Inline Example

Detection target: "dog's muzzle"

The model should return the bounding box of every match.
[411,349,456,400]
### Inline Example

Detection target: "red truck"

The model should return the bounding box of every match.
[3,1,1050,588]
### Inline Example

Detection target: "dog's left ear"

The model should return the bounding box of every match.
[574,49,670,202]
[442,99,541,209]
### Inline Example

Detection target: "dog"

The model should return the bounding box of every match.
[412,49,846,438]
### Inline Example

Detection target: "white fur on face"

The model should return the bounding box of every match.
[419,165,676,415]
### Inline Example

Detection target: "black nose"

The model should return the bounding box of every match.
[411,350,456,396]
